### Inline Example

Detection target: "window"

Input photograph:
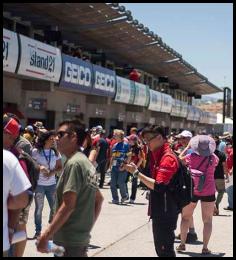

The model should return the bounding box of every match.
[3,17,14,30]
[15,22,29,36]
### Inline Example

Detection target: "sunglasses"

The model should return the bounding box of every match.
[56,131,71,139]
[144,134,160,144]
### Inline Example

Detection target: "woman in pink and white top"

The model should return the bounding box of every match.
[176,135,219,255]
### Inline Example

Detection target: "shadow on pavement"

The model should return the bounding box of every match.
[175,240,203,245]
[131,202,147,206]
[88,244,101,250]
[215,214,232,217]
[178,251,225,257]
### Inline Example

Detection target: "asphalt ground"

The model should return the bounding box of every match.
[23,176,233,257]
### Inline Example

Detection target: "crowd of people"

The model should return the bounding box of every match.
[3,112,233,257]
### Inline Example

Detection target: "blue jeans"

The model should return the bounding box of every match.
[34,184,56,233]
[226,184,233,208]
[110,167,128,201]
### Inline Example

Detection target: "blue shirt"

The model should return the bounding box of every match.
[111,141,130,170]
[217,141,226,153]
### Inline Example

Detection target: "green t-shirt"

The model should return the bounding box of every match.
[53,151,98,246]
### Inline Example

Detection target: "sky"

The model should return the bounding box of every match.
[122,3,233,100]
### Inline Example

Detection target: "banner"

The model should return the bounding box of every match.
[133,82,150,107]
[194,107,201,122]
[3,28,19,73]
[170,99,181,117]
[17,34,62,82]
[92,64,116,97]
[179,101,188,118]
[28,98,47,110]
[114,76,135,104]
[148,89,162,111]
[160,93,173,113]
[187,105,195,121]
[59,54,93,94]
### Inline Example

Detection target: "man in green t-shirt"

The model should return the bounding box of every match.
[37,120,104,257]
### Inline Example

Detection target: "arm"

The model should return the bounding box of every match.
[88,148,99,164]
[136,150,144,169]
[223,161,229,180]
[92,189,104,228]
[7,191,29,210]
[122,163,155,190]
[37,191,77,253]
[48,159,63,177]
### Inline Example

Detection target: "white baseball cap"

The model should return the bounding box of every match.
[176,130,193,138]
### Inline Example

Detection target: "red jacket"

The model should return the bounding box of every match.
[150,142,179,184]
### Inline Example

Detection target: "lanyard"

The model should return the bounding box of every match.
[43,149,52,170]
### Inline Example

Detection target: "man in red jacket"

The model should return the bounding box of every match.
[122,125,179,257]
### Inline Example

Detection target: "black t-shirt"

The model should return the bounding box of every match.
[214,150,227,179]
[96,138,109,163]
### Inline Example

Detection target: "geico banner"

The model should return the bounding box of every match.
[114,76,135,104]
[17,34,62,82]
[179,101,188,118]
[92,64,116,97]
[170,99,181,117]
[3,28,19,73]
[187,105,195,121]
[59,54,93,93]
[134,82,150,107]
[160,93,173,113]
[148,89,162,111]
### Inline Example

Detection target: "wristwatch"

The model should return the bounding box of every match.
[133,169,140,178]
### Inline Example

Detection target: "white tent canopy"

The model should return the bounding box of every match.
[216,113,233,124]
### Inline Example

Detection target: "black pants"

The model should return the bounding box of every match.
[152,217,178,257]
[130,175,138,201]
[97,160,107,188]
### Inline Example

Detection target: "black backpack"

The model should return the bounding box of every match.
[165,153,193,213]
[18,151,40,192]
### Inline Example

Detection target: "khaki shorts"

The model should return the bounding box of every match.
[18,196,33,225]
[215,179,226,192]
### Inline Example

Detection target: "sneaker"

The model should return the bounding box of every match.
[129,199,135,204]
[32,232,41,240]
[186,232,198,243]
[224,206,233,211]
[121,196,129,203]
[112,200,119,205]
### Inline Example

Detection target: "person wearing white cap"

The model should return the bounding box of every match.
[175,130,193,157]
[175,131,198,244]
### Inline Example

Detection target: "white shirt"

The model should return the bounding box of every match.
[32,148,61,186]
[3,149,31,251]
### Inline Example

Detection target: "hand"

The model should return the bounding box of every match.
[36,233,49,253]
[121,162,138,174]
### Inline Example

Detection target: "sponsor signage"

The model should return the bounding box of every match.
[194,107,201,121]
[160,93,173,113]
[148,89,162,111]
[92,64,116,97]
[3,28,19,73]
[28,98,47,110]
[187,105,195,121]
[66,104,80,113]
[170,99,181,117]
[17,34,62,82]
[133,82,150,107]
[114,76,135,104]
[179,101,188,118]
[59,54,93,93]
